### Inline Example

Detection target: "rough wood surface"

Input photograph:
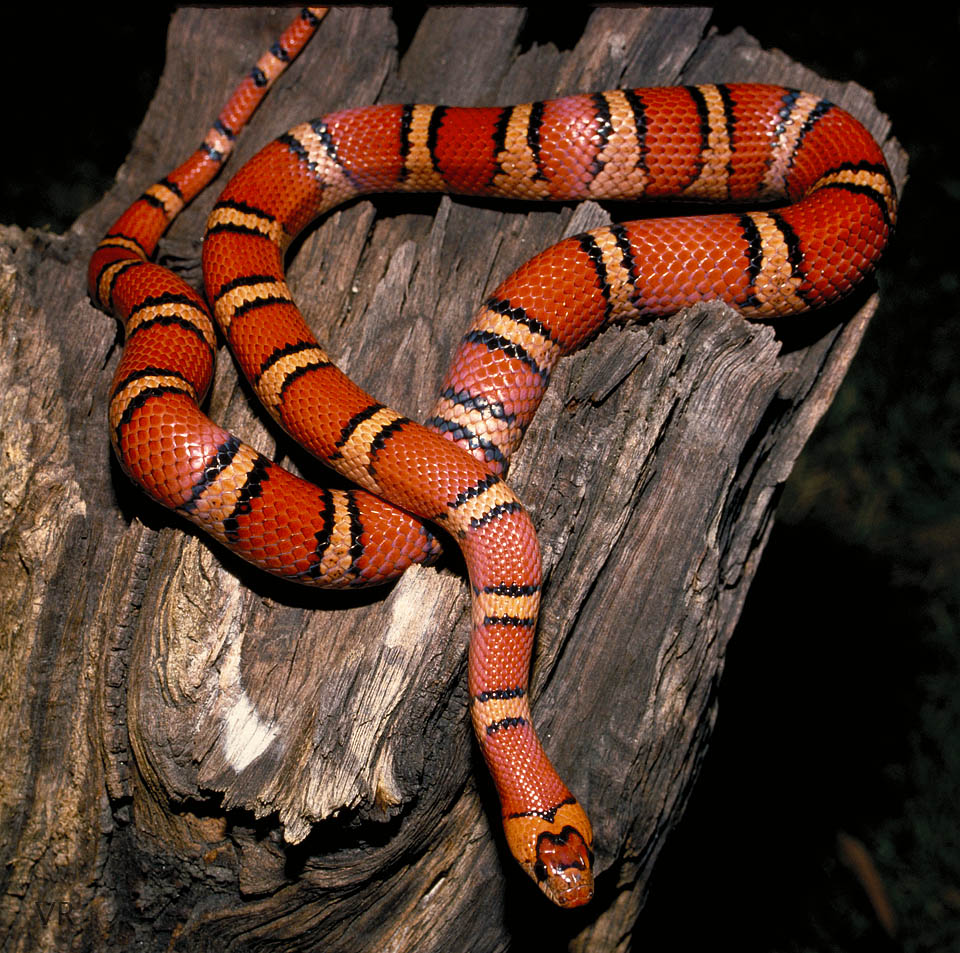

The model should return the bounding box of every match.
[0,7,906,952]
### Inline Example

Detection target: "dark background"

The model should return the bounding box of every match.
[5,7,955,951]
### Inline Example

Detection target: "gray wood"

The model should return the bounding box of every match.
[0,7,905,952]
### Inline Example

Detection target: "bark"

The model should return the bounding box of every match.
[0,7,906,952]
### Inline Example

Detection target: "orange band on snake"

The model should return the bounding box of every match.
[88,9,895,908]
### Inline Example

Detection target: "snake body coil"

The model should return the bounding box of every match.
[89,9,896,908]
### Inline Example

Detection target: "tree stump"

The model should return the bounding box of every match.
[0,7,906,952]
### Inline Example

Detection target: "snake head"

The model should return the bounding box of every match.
[504,800,594,908]
[533,824,594,908]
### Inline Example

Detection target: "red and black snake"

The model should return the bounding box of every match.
[88,8,896,908]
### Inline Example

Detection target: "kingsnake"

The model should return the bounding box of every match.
[88,8,896,908]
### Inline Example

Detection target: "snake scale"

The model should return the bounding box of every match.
[88,8,896,907]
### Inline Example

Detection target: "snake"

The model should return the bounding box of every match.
[87,8,896,908]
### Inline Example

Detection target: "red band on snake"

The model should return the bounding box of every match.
[88,9,896,908]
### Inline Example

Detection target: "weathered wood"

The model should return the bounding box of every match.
[0,7,906,952]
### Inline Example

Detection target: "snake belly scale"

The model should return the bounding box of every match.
[88,8,896,908]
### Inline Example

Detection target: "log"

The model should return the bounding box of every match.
[0,7,906,952]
